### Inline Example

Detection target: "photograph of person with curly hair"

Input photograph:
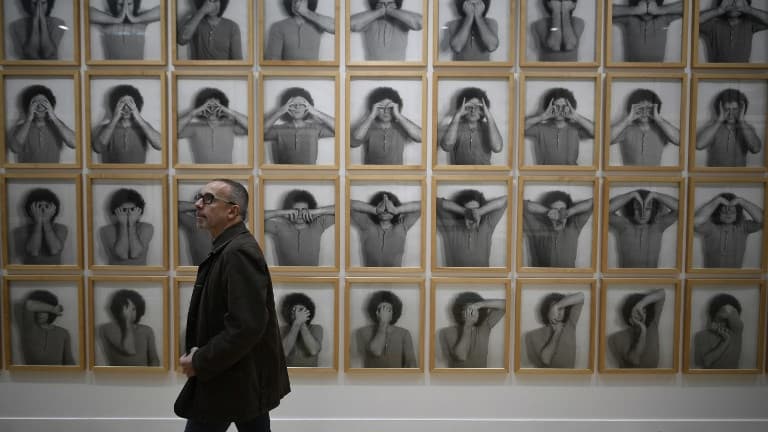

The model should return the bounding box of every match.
[436,0,513,64]
[2,0,79,62]
[86,0,164,62]
[348,0,425,63]
[174,0,250,62]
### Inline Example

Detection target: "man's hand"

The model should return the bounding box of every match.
[180,347,199,377]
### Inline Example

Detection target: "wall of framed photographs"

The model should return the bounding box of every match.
[1,0,767,430]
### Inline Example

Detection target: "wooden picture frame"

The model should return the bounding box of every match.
[347,0,427,66]
[172,275,195,372]
[171,0,253,66]
[0,0,80,66]
[260,0,339,66]
[692,0,768,69]
[84,0,167,65]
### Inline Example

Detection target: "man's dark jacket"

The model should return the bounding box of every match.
[175,222,290,421]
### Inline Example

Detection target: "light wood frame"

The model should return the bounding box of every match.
[172,275,195,372]
[259,0,340,66]
[692,0,768,69]
[0,0,81,66]
[84,0,167,65]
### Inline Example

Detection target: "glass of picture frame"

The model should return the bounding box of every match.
[173,275,195,373]
[171,0,253,66]
[693,0,768,69]
[683,279,766,374]
[84,0,167,65]
[0,0,80,65]
[260,0,339,66]
[433,0,514,66]
[347,0,427,66]
[599,278,681,374]
[345,277,424,372]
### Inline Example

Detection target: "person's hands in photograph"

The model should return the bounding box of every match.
[524,88,594,165]
[349,0,423,61]
[446,0,499,61]
[9,86,76,163]
[89,0,162,60]
[440,89,504,165]
[178,0,243,60]
[10,0,66,60]
[698,0,768,63]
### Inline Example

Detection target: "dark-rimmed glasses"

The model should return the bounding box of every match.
[194,192,237,206]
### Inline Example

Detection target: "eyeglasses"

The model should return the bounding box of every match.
[194,192,237,206]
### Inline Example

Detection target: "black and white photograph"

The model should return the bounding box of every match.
[2,276,84,370]
[515,279,595,373]
[517,176,597,272]
[86,71,166,168]
[607,0,687,67]
[605,73,685,170]
[521,0,601,66]
[432,176,510,271]
[600,279,680,373]
[172,175,253,271]
[173,276,194,370]
[89,276,168,370]
[2,71,80,167]
[172,0,252,65]
[694,0,768,67]
[433,0,513,65]
[274,276,339,371]
[260,71,338,168]
[602,178,683,273]
[347,175,425,271]
[684,279,765,373]
[85,0,166,64]
[87,174,168,270]
[519,73,600,171]
[433,72,511,170]
[347,0,426,65]
[691,75,767,171]
[1,0,79,64]
[345,278,423,371]
[347,72,426,169]
[261,0,338,65]
[173,72,253,168]
[1,174,82,270]
[260,174,339,271]
[431,278,509,371]
[687,178,766,273]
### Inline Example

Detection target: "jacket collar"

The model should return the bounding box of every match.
[210,221,249,255]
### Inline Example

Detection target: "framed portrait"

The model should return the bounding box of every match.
[432,71,513,171]
[604,72,687,171]
[84,0,167,65]
[273,276,339,372]
[519,72,601,172]
[0,173,82,270]
[520,0,602,67]
[601,176,684,275]
[689,73,767,173]
[686,177,767,274]
[86,70,167,169]
[172,0,253,66]
[684,279,766,374]
[346,71,427,170]
[432,175,511,273]
[346,174,426,273]
[606,0,689,68]
[173,276,194,372]
[599,278,681,373]
[260,0,338,65]
[172,71,254,169]
[2,275,84,370]
[259,173,339,273]
[347,0,427,66]
[433,0,514,66]
[515,278,596,374]
[517,176,598,274]
[172,174,254,273]
[693,0,768,69]
[89,275,169,371]
[345,277,424,372]
[87,174,169,271]
[259,71,339,170]
[430,277,511,373]
[1,70,81,168]
[0,0,79,65]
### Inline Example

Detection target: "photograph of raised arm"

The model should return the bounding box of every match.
[7,85,75,163]
[524,87,594,165]
[280,293,323,367]
[177,87,248,164]
[435,190,507,267]
[12,188,68,265]
[694,293,743,368]
[350,191,421,267]
[92,84,161,164]
[438,292,505,368]
[177,197,212,266]
[699,0,768,63]
[98,289,159,366]
[99,188,154,265]
[525,291,585,368]
[177,0,242,60]
[608,289,665,368]
[350,0,423,61]
[696,89,762,168]
[444,0,498,61]
[264,189,335,266]
[355,290,417,368]
[522,191,593,268]
[612,1,683,62]
[439,87,503,165]
[88,0,162,60]
[351,86,422,165]
[531,0,585,62]
[8,0,66,60]
[608,189,678,268]
[610,89,680,166]
[18,289,75,365]
[264,87,335,165]
[265,0,335,61]
[693,192,764,268]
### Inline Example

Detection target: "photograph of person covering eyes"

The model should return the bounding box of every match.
[439,86,504,166]
[698,0,768,64]
[525,291,585,368]
[530,0,586,62]
[176,0,242,60]
[279,292,324,367]
[696,88,763,168]
[12,188,68,265]
[354,289,417,368]
[98,288,159,366]
[611,0,684,63]
[265,0,335,61]
[437,291,505,368]
[98,188,154,266]
[607,289,666,368]
[349,0,423,61]
[16,289,76,365]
